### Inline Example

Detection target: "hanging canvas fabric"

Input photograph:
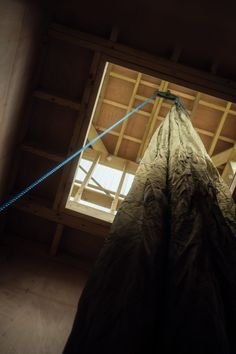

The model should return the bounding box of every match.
[63,105,236,354]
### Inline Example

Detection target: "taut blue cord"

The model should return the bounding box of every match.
[0,93,159,213]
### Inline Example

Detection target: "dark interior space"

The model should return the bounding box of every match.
[0,0,235,353]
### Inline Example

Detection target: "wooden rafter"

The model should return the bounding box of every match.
[103,98,150,116]
[15,197,110,237]
[91,62,112,125]
[211,148,234,168]
[78,165,112,197]
[111,161,127,212]
[208,102,232,156]
[53,51,103,211]
[114,73,142,155]
[109,70,236,116]
[74,152,101,202]
[49,23,236,102]
[102,97,234,145]
[191,92,201,118]
[87,124,108,154]
[33,90,81,111]
[95,125,142,143]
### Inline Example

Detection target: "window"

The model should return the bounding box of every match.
[68,157,134,219]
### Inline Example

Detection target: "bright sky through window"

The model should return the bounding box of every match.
[74,158,135,213]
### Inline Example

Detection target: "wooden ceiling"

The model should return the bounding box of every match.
[67,62,236,222]
[51,0,236,80]
[85,62,236,174]
[2,19,236,262]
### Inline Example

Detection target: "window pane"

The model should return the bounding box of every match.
[121,173,135,195]
[91,164,122,192]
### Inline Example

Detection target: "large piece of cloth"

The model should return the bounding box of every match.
[64,105,236,354]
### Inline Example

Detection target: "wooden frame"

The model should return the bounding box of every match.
[5,22,234,255]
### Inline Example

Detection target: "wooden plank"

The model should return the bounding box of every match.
[199,100,226,112]
[103,98,150,116]
[191,92,201,118]
[67,201,114,223]
[53,52,105,211]
[49,24,236,102]
[72,181,116,198]
[80,188,113,209]
[33,90,81,110]
[21,144,64,162]
[50,224,64,256]
[74,153,101,202]
[15,198,110,237]
[78,165,112,197]
[110,71,136,83]
[82,148,138,174]
[211,148,233,167]
[208,102,232,156]
[91,62,112,125]
[95,125,142,143]
[114,73,142,155]
[87,124,108,154]
[111,161,127,212]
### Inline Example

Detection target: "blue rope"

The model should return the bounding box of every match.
[0,93,158,213]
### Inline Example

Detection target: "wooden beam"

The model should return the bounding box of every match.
[21,144,64,162]
[211,148,233,167]
[111,161,127,212]
[109,71,136,83]
[208,102,232,156]
[78,165,112,197]
[50,224,64,256]
[91,62,112,125]
[74,153,101,202]
[53,52,104,211]
[14,198,110,237]
[33,90,81,110]
[83,148,138,174]
[109,70,236,115]
[72,181,116,198]
[103,98,150,116]
[87,124,108,154]
[49,23,236,102]
[95,125,142,143]
[67,201,115,223]
[191,92,201,118]
[79,188,114,209]
[114,73,142,155]
[199,100,226,112]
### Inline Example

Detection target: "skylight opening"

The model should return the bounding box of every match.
[66,60,236,222]
[69,157,135,219]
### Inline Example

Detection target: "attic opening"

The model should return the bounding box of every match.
[66,62,236,223]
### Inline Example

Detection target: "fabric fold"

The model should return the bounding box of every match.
[64,105,236,354]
